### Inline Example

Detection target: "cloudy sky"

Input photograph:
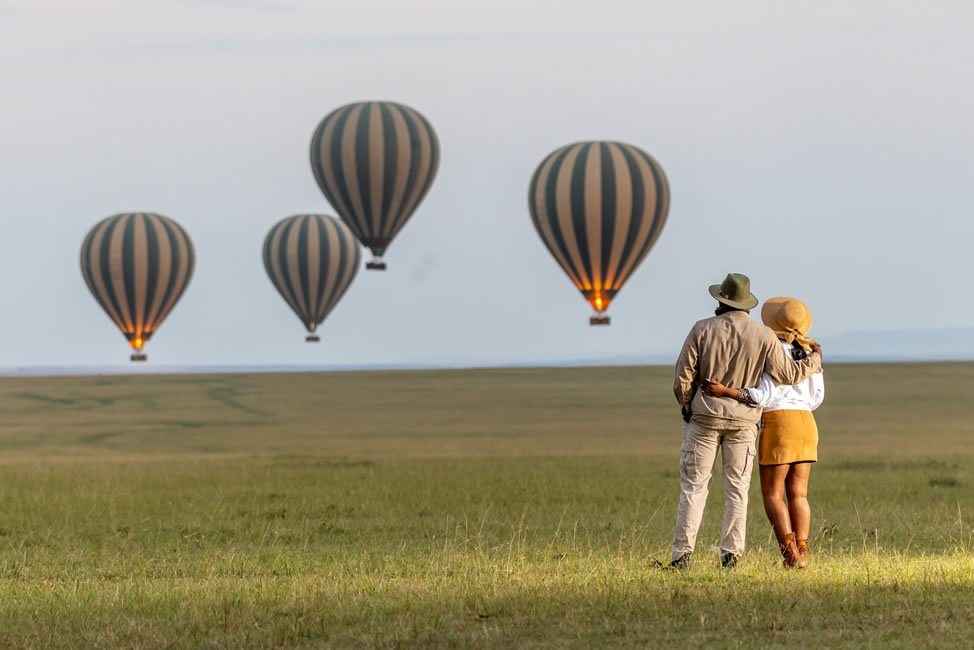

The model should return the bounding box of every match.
[1,0,970,367]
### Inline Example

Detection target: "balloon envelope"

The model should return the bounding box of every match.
[262,214,361,340]
[310,101,439,268]
[80,212,195,360]
[528,141,669,323]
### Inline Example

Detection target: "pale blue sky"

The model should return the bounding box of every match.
[1,1,970,367]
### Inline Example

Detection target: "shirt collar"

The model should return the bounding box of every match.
[721,310,751,320]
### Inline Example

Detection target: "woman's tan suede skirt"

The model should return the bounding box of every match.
[759,409,818,466]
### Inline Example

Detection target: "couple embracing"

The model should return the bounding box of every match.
[671,273,825,570]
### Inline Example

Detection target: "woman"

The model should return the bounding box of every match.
[702,297,824,569]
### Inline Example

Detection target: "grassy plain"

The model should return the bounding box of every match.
[0,363,971,647]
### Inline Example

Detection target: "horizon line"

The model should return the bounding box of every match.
[3,354,974,378]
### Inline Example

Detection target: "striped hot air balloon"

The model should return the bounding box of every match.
[80,213,195,361]
[309,101,439,270]
[528,142,670,325]
[262,214,361,342]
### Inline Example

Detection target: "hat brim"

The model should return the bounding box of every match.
[709,285,758,310]
[761,297,813,343]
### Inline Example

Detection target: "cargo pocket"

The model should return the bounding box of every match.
[681,447,712,488]
[740,444,756,480]
[679,426,697,476]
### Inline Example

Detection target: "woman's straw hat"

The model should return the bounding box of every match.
[761,297,815,350]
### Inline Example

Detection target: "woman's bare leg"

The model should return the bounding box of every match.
[785,462,812,541]
[760,464,793,536]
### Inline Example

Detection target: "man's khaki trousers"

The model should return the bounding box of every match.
[671,419,757,562]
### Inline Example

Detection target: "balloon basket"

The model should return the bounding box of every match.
[590,315,610,326]
[366,260,386,271]
[130,353,148,361]
[306,335,320,343]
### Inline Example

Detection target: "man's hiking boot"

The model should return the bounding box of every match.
[796,538,809,569]
[778,532,800,569]
[720,552,738,569]
[669,552,691,570]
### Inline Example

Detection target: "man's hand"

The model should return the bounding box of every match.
[810,342,822,358]
[702,379,737,399]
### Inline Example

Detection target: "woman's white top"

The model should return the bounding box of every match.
[746,341,825,412]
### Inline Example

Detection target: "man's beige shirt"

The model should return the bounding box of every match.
[673,311,822,429]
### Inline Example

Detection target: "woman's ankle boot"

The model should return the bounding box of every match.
[796,538,809,569]
[777,532,800,569]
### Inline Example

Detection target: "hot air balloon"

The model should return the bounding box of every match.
[263,214,361,342]
[80,212,195,361]
[528,142,669,325]
[310,101,439,271]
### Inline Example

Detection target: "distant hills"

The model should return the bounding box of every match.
[524,327,974,366]
[2,328,973,377]
[814,328,974,362]
[611,327,974,365]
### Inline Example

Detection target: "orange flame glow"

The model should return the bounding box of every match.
[588,292,611,314]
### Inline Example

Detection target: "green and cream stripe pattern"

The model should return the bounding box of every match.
[528,141,669,314]
[262,214,361,336]
[80,212,195,353]
[309,101,439,261]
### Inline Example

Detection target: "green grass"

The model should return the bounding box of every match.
[0,364,971,647]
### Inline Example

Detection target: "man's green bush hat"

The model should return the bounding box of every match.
[709,273,759,310]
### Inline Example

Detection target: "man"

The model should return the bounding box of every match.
[670,273,822,569]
